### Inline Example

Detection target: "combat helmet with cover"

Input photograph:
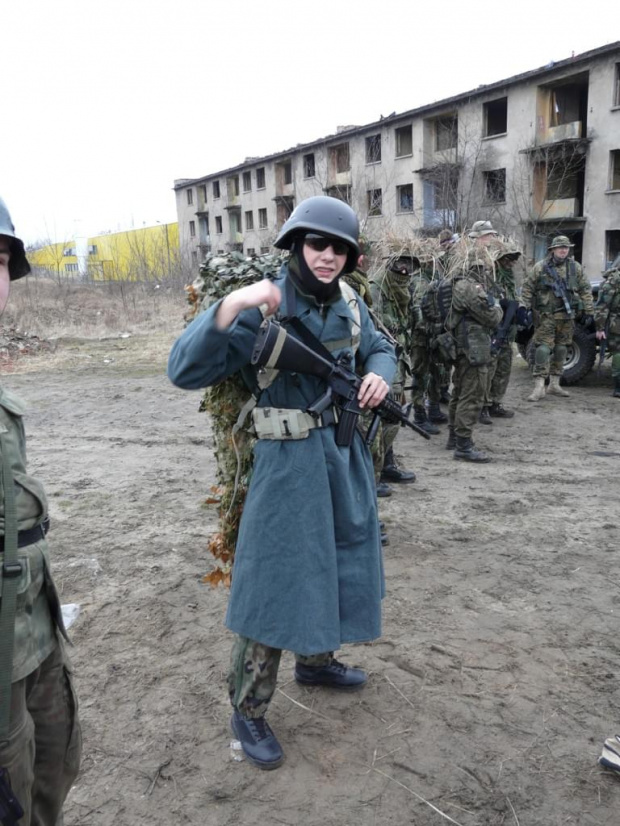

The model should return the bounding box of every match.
[0,197,31,281]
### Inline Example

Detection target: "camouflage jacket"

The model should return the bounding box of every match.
[448,277,503,365]
[521,256,593,316]
[342,269,373,308]
[0,384,65,682]
[369,269,412,349]
[594,270,620,335]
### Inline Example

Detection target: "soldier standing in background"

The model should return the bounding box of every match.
[0,197,82,825]
[369,256,417,485]
[520,236,594,402]
[409,254,447,434]
[446,221,503,462]
[481,244,523,420]
[594,259,620,398]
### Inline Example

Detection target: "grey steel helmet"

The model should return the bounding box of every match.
[0,198,31,280]
[274,196,360,273]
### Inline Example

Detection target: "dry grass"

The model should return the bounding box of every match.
[4,277,187,341]
[1,277,189,374]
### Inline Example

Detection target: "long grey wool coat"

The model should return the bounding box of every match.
[168,267,397,654]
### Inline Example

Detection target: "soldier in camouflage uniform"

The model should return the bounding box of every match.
[520,235,594,401]
[481,245,522,420]
[446,221,503,462]
[594,261,620,398]
[369,256,417,483]
[409,255,446,433]
[0,198,81,824]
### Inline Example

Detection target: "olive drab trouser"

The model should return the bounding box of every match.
[0,642,82,826]
[228,636,333,719]
[487,341,513,405]
[532,315,574,377]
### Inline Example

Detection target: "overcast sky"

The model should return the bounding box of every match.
[2,0,617,245]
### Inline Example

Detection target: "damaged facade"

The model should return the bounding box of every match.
[174,41,620,277]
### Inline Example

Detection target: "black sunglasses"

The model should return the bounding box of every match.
[304,235,349,256]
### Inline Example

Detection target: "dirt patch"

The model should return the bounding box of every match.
[5,337,620,826]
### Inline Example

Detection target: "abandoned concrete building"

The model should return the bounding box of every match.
[174,41,620,277]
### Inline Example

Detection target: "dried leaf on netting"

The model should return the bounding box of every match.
[184,250,287,586]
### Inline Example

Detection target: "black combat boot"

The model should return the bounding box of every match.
[478,406,493,425]
[440,386,451,404]
[413,406,440,435]
[453,435,491,463]
[614,376,620,398]
[381,447,416,483]
[230,711,284,770]
[446,426,456,450]
[376,481,393,497]
[426,401,448,424]
[488,402,515,418]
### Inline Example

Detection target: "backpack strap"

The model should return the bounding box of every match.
[0,429,19,742]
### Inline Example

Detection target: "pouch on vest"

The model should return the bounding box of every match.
[464,322,492,366]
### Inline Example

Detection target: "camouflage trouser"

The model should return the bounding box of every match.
[382,357,407,457]
[532,315,574,377]
[410,339,442,409]
[0,641,82,826]
[228,636,333,719]
[607,335,620,377]
[487,342,513,404]
[449,354,488,439]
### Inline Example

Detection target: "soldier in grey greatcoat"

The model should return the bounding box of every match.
[0,198,82,825]
[168,197,396,770]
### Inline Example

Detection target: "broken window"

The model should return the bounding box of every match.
[395,125,412,158]
[243,172,252,192]
[396,184,413,212]
[484,98,507,137]
[258,208,268,229]
[246,248,256,256]
[610,150,620,190]
[260,246,270,254]
[283,162,292,185]
[327,185,351,205]
[213,180,221,199]
[256,168,266,189]
[189,220,196,237]
[303,153,316,178]
[366,134,381,164]
[615,64,620,106]
[606,230,620,269]
[435,116,457,151]
[483,169,506,203]
[200,184,207,203]
[245,210,254,231]
[215,216,223,234]
[546,163,580,199]
[186,188,193,205]
[367,189,382,217]
[331,143,350,173]
[550,84,582,127]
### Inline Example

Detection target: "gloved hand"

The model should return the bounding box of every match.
[516,306,532,327]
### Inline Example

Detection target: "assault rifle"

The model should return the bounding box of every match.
[543,263,574,318]
[491,300,519,355]
[0,768,24,826]
[251,319,431,447]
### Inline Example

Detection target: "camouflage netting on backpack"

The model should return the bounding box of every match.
[185,251,287,586]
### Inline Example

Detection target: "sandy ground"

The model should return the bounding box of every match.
[4,332,620,826]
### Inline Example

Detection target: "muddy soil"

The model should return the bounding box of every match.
[4,334,620,826]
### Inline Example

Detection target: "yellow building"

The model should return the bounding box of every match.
[28,223,179,281]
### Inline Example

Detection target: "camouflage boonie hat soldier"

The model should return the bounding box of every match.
[468,220,498,239]
[491,241,522,263]
[548,235,574,249]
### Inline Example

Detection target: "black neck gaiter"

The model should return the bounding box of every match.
[287,240,342,305]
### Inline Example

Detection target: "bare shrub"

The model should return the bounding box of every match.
[3,276,187,340]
